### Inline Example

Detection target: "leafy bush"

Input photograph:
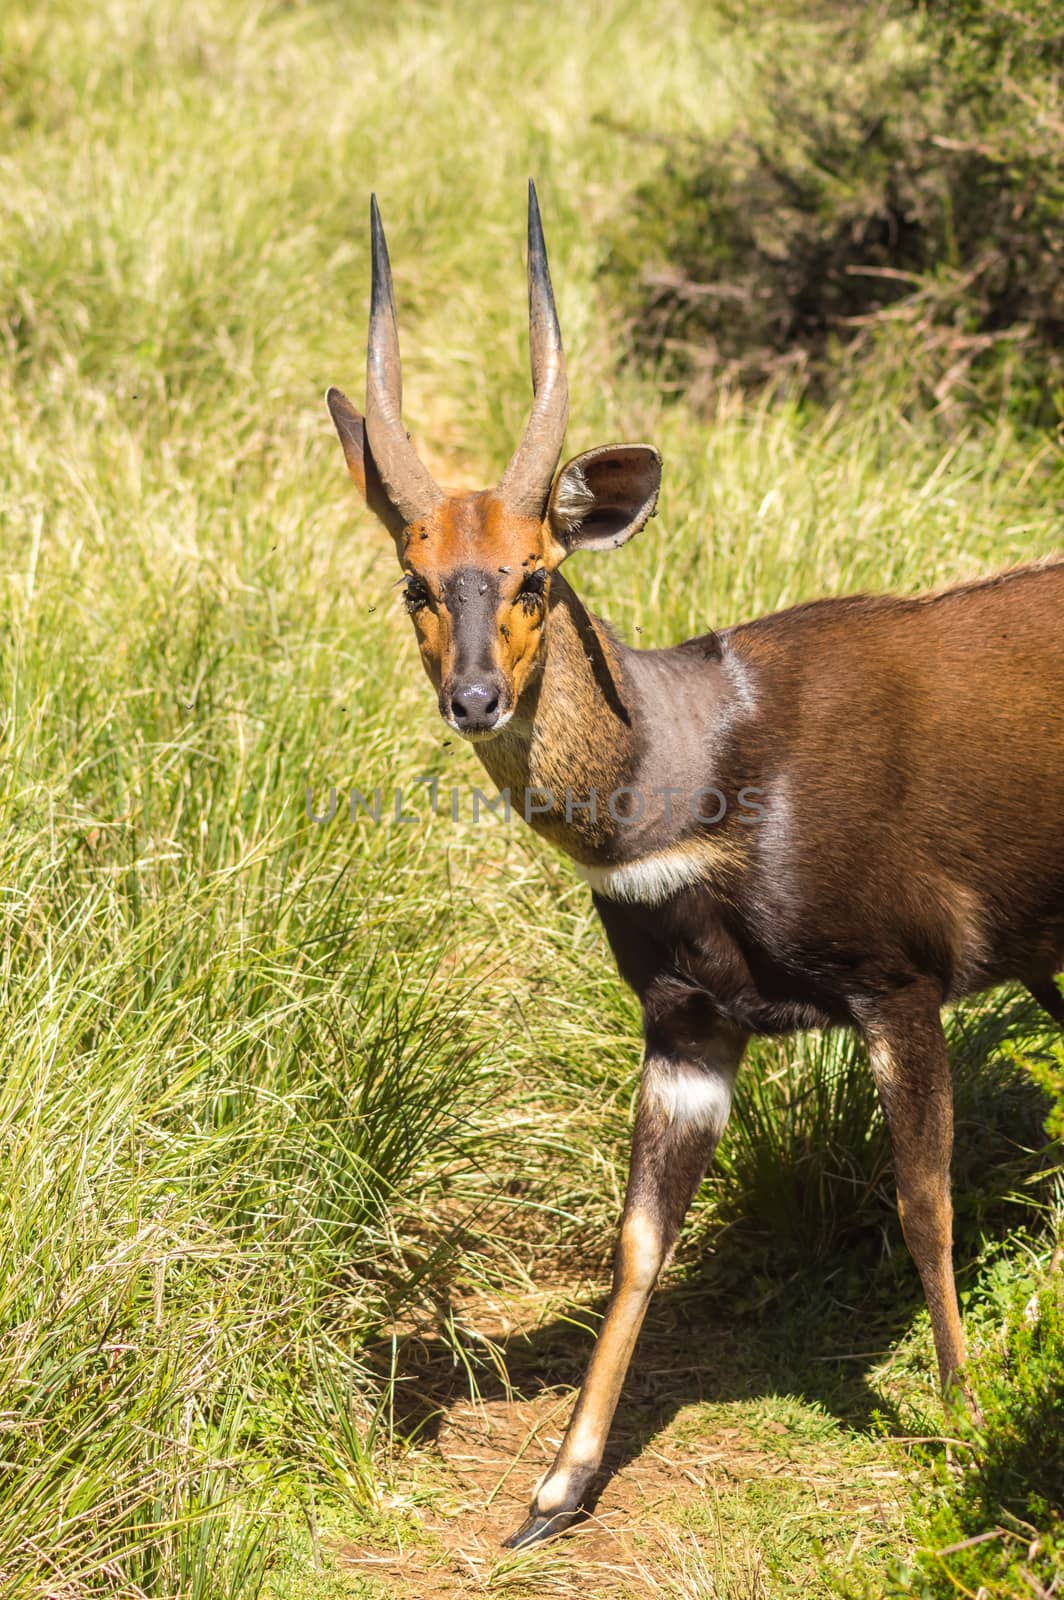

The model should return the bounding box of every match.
[883,1036,1064,1599]
[603,0,1064,421]
[886,1273,1064,1598]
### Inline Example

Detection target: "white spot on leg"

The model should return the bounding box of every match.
[533,1463,578,1514]
[615,1207,664,1297]
[642,1055,736,1138]
[867,1035,898,1088]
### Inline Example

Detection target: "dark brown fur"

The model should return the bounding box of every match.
[592,563,1064,1030]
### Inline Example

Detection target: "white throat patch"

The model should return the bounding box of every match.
[573,840,737,907]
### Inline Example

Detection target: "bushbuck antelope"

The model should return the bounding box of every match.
[326,182,1064,1548]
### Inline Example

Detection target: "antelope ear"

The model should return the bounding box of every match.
[326,387,406,541]
[546,445,662,556]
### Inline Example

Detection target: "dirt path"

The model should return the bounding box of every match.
[335,1278,912,1598]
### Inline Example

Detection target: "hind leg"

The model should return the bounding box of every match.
[1029,977,1064,1027]
[864,998,967,1393]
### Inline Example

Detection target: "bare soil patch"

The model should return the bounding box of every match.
[336,1276,907,1597]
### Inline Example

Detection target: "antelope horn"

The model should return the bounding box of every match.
[496,180,569,519]
[365,195,444,525]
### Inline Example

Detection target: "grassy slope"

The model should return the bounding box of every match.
[0,0,1061,1595]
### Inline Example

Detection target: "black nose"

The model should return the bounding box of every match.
[450,682,501,731]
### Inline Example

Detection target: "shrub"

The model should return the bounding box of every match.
[887,1273,1064,1598]
[603,0,1064,422]
[884,1034,1064,1599]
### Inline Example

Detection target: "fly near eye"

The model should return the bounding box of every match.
[402,576,430,614]
[517,567,548,611]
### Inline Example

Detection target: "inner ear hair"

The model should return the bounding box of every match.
[551,461,596,537]
[548,444,662,555]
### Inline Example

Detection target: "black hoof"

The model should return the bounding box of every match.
[502,1508,578,1549]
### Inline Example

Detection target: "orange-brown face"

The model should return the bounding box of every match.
[327,375,663,739]
[329,186,663,739]
[398,491,564,739]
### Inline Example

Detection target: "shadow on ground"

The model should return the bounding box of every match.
[383,1241,912,1471]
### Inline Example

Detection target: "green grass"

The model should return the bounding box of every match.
[1,0,1062,1594]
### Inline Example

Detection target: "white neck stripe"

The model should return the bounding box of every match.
[573,842,735,906]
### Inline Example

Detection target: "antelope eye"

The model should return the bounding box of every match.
[402,576,431,614]
[516,568,547,612]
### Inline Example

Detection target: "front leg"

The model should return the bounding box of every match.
[504,1002,747,1548]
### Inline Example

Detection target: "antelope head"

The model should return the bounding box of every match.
[326,182,661,741]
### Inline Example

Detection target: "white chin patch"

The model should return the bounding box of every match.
[643,1057,735,1137]
[452,711,512,741]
